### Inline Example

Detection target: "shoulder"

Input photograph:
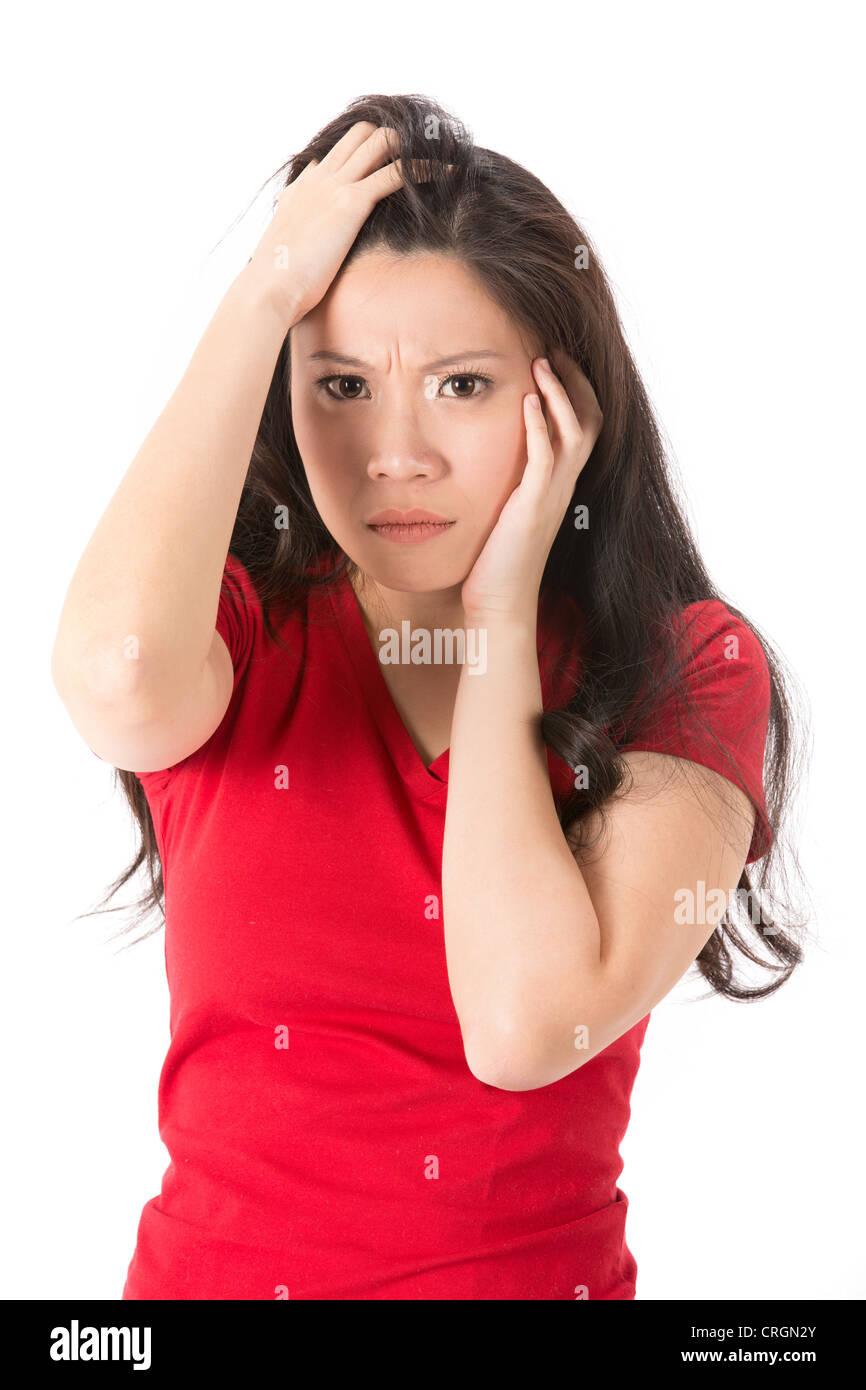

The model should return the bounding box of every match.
[675,597,765,649]
[213,552,266,675]
[669,598,771,702]
[628,599,774,863]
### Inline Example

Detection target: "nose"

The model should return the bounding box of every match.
[366,449,443,482]
[364,381,448,481]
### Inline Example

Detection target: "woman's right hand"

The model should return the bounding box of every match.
[245,121,408,329]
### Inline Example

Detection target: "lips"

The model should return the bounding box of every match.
[367,508,453,524]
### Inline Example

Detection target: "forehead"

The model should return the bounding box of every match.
[291,249,538,360]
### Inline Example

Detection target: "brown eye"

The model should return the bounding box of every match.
[439,372,493,399]
[333,376,365,400]
[316,375,369,401]
[444,374,477,397]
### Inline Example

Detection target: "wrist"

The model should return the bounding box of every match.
[230,262,304,335]
[462,605,538,636]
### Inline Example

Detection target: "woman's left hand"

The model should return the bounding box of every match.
[460,348,603,624]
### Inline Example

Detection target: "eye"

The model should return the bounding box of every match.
[313,369,494,402]
[438,371,493,399]
[315,375,370,402]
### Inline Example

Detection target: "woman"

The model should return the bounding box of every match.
[51,94,808,1300]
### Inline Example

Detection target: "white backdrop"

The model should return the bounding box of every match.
[4,0,860,1300]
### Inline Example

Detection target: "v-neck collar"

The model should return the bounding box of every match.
[326,571,450,800]
[325,568,570,803]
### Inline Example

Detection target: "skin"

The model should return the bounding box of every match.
[288,246,600,637]
[287,245,757,1091]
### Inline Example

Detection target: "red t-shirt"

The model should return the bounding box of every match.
[117,554,772,1300]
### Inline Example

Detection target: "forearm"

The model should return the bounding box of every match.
[51,264,295,714]
[441,612,601,1074]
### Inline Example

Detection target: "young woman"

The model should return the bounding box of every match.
[51,94,808,1301]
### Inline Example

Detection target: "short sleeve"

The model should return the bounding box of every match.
[619,600,773,864]
[215,552,261,682]
[119,552,262,791]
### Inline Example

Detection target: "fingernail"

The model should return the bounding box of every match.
[528,393,541,409]
[537,357,550,372]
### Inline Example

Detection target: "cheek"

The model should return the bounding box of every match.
[290,409,339,513]
[291,394,326,456]
[458,407,528,505]
[291,398,343,476]
[475,392,527,461]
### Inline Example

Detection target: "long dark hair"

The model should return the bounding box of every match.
[81,92,811,1001]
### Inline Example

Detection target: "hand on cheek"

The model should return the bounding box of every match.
[460,351,603,622]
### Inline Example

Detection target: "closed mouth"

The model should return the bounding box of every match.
[368,520,455,529]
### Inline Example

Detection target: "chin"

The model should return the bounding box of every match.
[347,545,463,593]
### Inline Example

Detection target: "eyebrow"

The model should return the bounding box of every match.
[306,349,507,371]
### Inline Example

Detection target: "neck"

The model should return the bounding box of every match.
[349,569,468,639]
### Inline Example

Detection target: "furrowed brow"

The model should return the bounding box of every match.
[306,349,507,371]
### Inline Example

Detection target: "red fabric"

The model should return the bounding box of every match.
[540,594,773,865]
[617,603,773,863]
[118,555,772,1301]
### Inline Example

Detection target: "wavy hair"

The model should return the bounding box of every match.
[81,92,812,1001]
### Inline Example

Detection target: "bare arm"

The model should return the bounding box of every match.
[441,618,756,1092]
[50,267,292,714]
[51,120,409,771]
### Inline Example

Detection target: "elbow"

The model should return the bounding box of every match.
[51,635,151,711]
[464,1010,600,1092]
[463,1020,558,1093]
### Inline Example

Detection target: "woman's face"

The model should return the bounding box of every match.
[289,248,544,595]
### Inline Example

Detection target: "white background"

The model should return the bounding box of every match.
[4,0,861,1300]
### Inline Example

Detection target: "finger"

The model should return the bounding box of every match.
[320,120,383,172]
[532,358,585,456]
[522,391,555,495]
[357,156,407,200]
[534,357,603,472]
[550,349,604,433]
[340,125,401,182]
